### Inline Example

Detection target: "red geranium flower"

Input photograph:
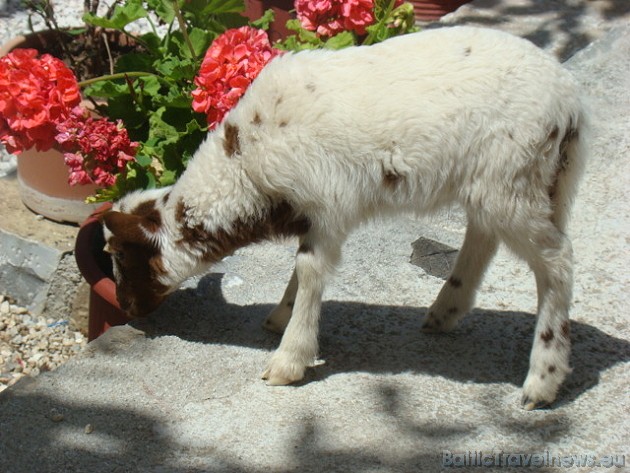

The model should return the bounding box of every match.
[55,107,138,187]
[295,0,403,37]
[0,49,81,153]
[192,26,283,130]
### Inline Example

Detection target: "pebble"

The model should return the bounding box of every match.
[0,294,86,394]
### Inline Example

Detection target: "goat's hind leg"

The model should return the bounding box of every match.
[509,224,573,410]
[423,221,498,332]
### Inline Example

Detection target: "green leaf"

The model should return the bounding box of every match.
[83,0,147,29]
[83,80,130,98]
[324,31,356,50]
[158,169,177,186]
[115,53,155,74]
[199,0,245,15]
[188,27,213,57]
[155,87,194,108]
[140,32,163,54]
[249,9,275,30]
[139,76,162,96]
[146,0,176,24]
[134,154,153,167]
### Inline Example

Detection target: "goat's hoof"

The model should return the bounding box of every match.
[521,395,551,411]
[262,372,294,386]
[261,363,304,386]
[421,311,456,333]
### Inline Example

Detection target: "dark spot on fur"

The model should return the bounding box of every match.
[448,277,462,288]
[549,126,559,141]
[279,120,288,128]
[306,83,316,92]
[561,320,570,339]
[252,112,262,125]
[176,200,310,262]
[276,96,283,106]
[447,307,458,314]
[540,374,546,380]
[223,123,240,157]
[287,301,295,309]
[162,192,170,205]
[383,170,401,187]
[464,47,471,56]
[548,365,556,373]
[175,198,186,224]
[541,329,554,343]
[298,242,314,254]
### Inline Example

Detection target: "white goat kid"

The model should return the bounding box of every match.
[102,26,587,410]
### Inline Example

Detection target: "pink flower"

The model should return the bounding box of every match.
[295,0,403,37]
[56,108,138,187]
[0,49,81,154]
[192,26,283,129]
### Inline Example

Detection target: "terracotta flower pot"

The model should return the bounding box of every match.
[75,202,130,341]
[0,31,100,223]
[408,0,471,21]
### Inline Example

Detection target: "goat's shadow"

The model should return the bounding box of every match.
[132,273,630,408]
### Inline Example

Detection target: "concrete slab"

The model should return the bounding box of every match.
[1,12,629,473]
[0,172,87,321]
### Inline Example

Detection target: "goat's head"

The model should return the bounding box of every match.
[101,191,174,318]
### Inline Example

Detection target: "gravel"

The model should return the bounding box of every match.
[0,294,86,394]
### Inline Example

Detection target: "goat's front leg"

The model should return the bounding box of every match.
[262,237,339,385]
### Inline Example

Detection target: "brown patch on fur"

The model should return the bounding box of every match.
[306,83,316,92]
[223,123,240,157]
[279,120,288,128]
[130,199,162,233]
[540,328,554,343]
[548,365,556,373]
[176,200,311,262]
[549,127,578,200]
[464,46,471,56]
[448,277,462,288]
[252,112,262,125]
[162,192,170,205]
[103,210,169,317]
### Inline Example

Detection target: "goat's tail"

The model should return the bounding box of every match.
[551,103,589,233]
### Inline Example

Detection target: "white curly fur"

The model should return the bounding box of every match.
[105,26,588,409]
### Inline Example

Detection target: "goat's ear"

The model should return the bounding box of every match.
[102,211,147,244]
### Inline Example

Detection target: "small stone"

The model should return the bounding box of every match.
[84,424,94,434]
[50,409,64,422]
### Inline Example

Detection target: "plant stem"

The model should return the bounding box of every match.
[362,0,397,46]
[173,0,197,60]
[78,71,169,88]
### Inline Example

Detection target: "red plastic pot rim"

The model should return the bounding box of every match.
[75,202,121,310]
